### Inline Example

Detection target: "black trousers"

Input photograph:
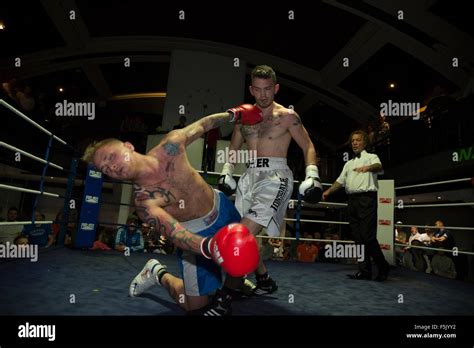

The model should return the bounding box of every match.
[347,192,389,275]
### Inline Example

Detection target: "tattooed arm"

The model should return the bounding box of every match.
[179,112,232,146]
[288,112,317,166]
[133,185,204,254]
[135,199,204,254]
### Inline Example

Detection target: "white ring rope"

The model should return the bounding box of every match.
[397,202,474,208]
[0,99,68,145]
[0,220,53,226]
[395,224,474,231]
[0,184,59,197]
[201,170,332,186]
[256,235,355,244]
[395,178,471,190]
[394,243,474,256]
[0,141,64,170]
[284,218,349,225]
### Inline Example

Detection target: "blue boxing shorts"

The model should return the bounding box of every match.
[177,189,241,296]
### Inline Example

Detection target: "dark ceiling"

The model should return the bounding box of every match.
[0,0,473,181]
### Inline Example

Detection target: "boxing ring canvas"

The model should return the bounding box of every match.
[1,247,473,316]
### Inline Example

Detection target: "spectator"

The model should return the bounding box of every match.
[297,233,318,263]
[394,225,407,265]
[21,211,54,247]
[432,251,457,279]
[403,227,425,271]
[431,220,456,250]
[419,226,433,245]
[258,231,273,261]
[420,227,434,273]
[142,224,167,254]
[0,207,23,244]
[282,240,291,261]
[114,215,144,252]
[90,227,112,251]
[269,238,283,260]
[14,234,29,245]
[51,212,63,242]
[312,232,324,261]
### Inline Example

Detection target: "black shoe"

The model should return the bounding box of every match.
[188,289,232,316]
[231,279,256,299]
[253,277,278,295]
[375,265,390,281]
[347,272,372,280]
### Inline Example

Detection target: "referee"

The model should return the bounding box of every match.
[323,130,390,281]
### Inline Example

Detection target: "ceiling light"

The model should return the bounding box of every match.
[437,196,441,200]
[389,82,396,89]
[0,22,5,30]
[58,87,64,93]
[411,198,416,202]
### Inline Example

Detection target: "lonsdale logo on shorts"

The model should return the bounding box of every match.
[271,178,289,211]
[380,100,421,120]
[216,147,257,164]
[55,100,95,120]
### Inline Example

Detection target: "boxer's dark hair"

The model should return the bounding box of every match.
[251,65,277,84]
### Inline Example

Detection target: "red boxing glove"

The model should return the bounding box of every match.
[201,223,259,277]
[227,104,263,125]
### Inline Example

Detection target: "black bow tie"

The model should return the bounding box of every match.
[353,153,361,159]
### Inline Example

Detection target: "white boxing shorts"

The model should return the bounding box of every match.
[235,157,293,237]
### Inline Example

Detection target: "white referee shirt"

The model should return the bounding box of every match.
[336,150,383,194]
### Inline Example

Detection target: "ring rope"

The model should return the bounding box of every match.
[395,223,474,231]
[395,177,471,190]
[31,135,54,223]
[199,170,332,186]
[284,218,349,225]
[394,243,474,256]
[256,234,356,244]
[0,141,64,171]
[0,184,59,197]
[396,202,474,208]
[0,220,53,226]
[0,99,68,146]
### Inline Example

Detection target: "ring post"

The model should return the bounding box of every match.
[75,164,103,248]
[295,192,302,240]
[31,135,54,223]
[58,158,77,246]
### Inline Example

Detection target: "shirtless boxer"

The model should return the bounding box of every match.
[219,65,323,294]
[81,111,260,315]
